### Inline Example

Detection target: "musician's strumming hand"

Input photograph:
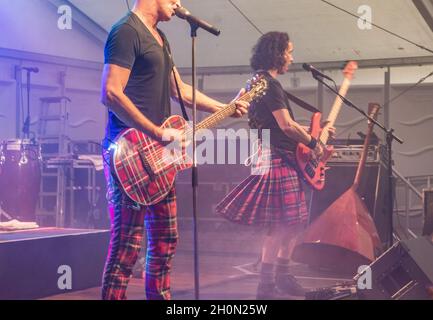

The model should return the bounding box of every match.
[230,88,249,118]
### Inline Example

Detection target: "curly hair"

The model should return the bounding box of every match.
[250,31,290,72]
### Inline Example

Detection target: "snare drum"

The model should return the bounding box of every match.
[0,139,42,221]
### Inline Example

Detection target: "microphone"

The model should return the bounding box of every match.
[22,67,39,73]
[302,63,333,81]
[175,7,220,36]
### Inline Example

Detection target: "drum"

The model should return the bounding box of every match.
[0,139,41,222]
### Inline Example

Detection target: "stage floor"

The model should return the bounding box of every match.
[40,223,354,300]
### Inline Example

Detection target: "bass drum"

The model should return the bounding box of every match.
[0,139,42,222]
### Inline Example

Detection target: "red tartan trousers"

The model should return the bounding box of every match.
[102,150,178,300]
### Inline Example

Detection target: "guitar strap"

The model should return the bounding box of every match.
[255,70,320,114]
[172,66,190,121]
[164,44,190,121]
[283,90,321,114]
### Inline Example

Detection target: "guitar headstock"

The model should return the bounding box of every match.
[342,61,358,81]
[245,74,268,102]
[368,103,381,123]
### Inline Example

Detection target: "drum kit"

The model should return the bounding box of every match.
[0,139,42,222]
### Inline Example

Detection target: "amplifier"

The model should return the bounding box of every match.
[330,145,381,162]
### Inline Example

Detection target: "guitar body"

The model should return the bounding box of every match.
[112,115,192,206]
[296,61,358,190]
[296,112,334,190]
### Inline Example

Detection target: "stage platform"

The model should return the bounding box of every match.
[0,227,110,300]
[39,223,355,300]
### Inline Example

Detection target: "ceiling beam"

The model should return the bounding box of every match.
[413,0,433,33]
[0,47,102,70]
[1,46,432,76]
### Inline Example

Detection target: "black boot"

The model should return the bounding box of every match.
[256,282,292,300]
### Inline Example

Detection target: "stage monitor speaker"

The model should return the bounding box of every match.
[355,236,433,300]
[423,189,433,236]
[308,161,392,245]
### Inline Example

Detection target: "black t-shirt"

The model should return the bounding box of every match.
[248,71,298,151]
[103,12,174,144]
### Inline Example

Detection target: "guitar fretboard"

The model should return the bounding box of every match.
[319,76,352,145]
[184,91,257,137]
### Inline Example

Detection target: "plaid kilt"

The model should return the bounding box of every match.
[216,148,308,226]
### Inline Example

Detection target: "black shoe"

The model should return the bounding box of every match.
[275,274,306,296]
[256,283,293,300]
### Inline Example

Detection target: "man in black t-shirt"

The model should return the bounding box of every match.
[100,0,248,300]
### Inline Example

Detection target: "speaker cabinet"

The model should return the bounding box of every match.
[355,236,433,300]
[309,161,391,245]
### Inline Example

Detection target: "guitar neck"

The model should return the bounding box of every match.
[186,90,255,134]
[353,105,380,190]
[196,103,237,131]
[319,76,352,145]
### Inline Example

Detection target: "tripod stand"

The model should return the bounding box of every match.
[21,67,39,140]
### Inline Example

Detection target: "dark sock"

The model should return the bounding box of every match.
[275,257,290,276]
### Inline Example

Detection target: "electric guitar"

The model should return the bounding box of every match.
[296,61,358,190]
[111,76,268,205]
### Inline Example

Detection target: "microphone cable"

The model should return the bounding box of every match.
[387,70,433,105]
[228,0,264,35]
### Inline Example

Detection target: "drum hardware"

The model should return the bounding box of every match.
[19,149,29,165]
[0,144,5,165]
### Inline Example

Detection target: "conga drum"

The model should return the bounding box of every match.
[0,139,42,221]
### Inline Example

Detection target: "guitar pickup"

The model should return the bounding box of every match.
[305,164,316,179]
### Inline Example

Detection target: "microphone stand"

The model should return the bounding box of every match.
[22,69,32,140]
[188,21,200,300]
[314,75,403,249]
[177,7,220,300]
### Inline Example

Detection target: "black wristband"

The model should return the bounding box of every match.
[306,136,318,150]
